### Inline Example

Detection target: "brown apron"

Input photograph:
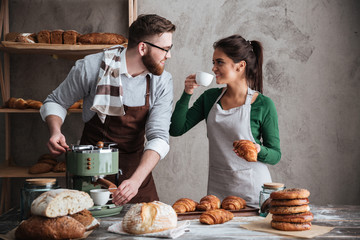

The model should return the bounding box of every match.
[80,75,159,203]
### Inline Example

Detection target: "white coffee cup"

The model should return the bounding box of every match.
[90,189,112,206]
[196,71,214,86]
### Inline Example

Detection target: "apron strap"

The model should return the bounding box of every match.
[245,87,255,105]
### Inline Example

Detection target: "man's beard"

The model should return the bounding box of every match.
[142,50,164,76]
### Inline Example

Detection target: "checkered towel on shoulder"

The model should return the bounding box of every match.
[90,46,125,123]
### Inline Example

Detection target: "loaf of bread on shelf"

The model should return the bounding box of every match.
[52,161,66,172]
[26,99,43,109]
[28,162,54,174]
[3,97,43,109]
[78,32,127,45]
[199,209,234,225]
[15,215,86,240]
[37,30,51,44]
[5,32,36,43]
[122,201,177,234]
[172,198,198,213]
[31,189,94,218]
[233,139,258,162]
[63,30,80,44]
[50,30,64,44]
[196,195,221,211]
[221,196,246,210]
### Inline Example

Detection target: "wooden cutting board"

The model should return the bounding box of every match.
[177,206,259,221]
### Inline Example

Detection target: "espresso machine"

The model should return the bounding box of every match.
[66,142,123,217]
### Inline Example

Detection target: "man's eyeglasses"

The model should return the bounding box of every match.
[143,41,173,57]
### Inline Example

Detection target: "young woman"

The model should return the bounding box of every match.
[170,35,281,206]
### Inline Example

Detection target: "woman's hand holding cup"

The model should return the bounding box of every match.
[184,74,198,95]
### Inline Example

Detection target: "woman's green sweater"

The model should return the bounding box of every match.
[170,88,281,165]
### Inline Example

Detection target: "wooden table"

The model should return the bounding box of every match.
[1,204,359,239]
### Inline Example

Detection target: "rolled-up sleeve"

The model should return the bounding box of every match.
[144,72,173,159]
[40,53,102,123]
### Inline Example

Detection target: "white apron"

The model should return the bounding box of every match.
[206,87,272,207]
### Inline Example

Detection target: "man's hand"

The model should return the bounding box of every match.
[47,132,69,156]
[45,115,69,156]
[112,179,141,206]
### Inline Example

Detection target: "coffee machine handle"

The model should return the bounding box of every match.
[96,178,117,193]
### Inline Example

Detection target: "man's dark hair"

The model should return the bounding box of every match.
[128,14,176,49]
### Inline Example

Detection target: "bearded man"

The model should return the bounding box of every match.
[40,14,176,205]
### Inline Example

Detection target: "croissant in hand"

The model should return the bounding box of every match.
[221,196,246,210]
[200,209,234,225]
[172,198,198,213]
[233,140,258,162]
[196,195,221,211]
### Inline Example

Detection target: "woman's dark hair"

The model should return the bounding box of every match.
[213,35,263,93]
[128,14,176,49]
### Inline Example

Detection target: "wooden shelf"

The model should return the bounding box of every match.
[0,108,82,113]
[0,41,124,57]
[0,165,65,178]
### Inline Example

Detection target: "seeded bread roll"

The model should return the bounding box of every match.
[31,189,94,218]
[28,162,53,174]
[122,201,177,234]
[15,215,86,240]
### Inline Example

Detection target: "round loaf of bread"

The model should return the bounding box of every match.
[272,211,314,223]
[122,201,177,234]
[270,198,309,206]
[270,204,310,215]
[271,220,312,231]
[270,188,310,200]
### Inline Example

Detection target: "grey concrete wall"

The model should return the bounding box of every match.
[0,0,359,207]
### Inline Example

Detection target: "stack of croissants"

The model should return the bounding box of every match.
[172,195,246,225]
[2,97,83,110]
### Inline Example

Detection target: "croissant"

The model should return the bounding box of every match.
[196,195,221,211]
[200,209,234,225]
[172,198,198,213]
[221,196,246,210]
[233,140,258,162]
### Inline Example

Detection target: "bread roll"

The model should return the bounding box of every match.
[221,196,246,210]
[270,188,310,200]
[172,198,198,213]
[122,201,177,235]
[271,220,312,231]
[15,215,85,240]
[200,209,234,225]
[197,195,221,211]
[52,161,66,172]
[31,189,94,218]
[26,99,43,109]
[233,139,258,162]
